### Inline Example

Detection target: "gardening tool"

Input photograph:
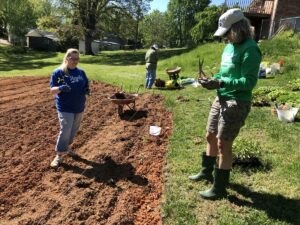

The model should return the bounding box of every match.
[198,58,207,79]
[198,58,220,89]
[136,84,143,95]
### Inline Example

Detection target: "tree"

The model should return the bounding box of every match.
[36,16,62,33]
[0,0,36,46]
[0,1,7,37]
[125,0,152,50]
[97,8,137,48]
[191,5,222,43]
[58,0,130,55]
[140,10,168,47]
[166,0,211,47]
[30,0,54,18]
[56,24,83,51]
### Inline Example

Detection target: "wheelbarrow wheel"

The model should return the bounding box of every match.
[118,105,123,115]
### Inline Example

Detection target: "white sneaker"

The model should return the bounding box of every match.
[50,155,63,167]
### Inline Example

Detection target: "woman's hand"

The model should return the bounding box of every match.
[59,85,71,92]
[50,85,71,94]
[199,78,224,90]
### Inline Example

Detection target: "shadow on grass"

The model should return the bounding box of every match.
[0,48,58,60]
[294,117,300,122]
[62,154,148,187]
[153,87,185,92]
[0,48,58,71]
[0,47,192,71]
[258,76,275,80]
[80,48,192,66]
[229,183,300,224]
[0,61,58,71]
[232,157,272,174]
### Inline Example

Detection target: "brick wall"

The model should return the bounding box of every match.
[276,0,300,18]
[273,0,300,30]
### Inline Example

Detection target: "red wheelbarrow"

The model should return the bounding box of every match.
[108,92,137,115]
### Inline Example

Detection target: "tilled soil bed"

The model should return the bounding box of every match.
[0,76,172,225]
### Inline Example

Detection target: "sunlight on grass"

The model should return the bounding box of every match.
[0,32,299,225]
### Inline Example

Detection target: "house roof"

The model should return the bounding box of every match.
[94,40,121,46]
[25,29,59,41]
[226,0,274,15]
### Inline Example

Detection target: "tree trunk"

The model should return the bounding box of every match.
[134,21,139,51]
[178,17,183,47]
[79,0,97,55]
[84,32,94,55]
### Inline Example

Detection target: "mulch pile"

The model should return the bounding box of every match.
[0,76,172,225]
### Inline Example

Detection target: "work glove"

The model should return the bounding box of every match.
[198,78,224,90]
[59,84,71,92]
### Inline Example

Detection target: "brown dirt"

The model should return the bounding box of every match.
[0,76,172,225]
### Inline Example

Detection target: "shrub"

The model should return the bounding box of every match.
[287,78,300,91]
[232,139,269,170]
[191,6,222,43]
[4,46,27,54]
[276,92,300,108]
[233,139,263,160]
[259,30,300,57]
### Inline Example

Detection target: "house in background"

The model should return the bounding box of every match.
[79,40,122,55]
[8,33,25,46]
[25,29,58,51]
[225,0,300,40]
[79,33,125,54]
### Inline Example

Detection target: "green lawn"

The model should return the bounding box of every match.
[1,34,299,225]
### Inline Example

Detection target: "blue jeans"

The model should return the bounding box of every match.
[145,68,156,88]
[55,111,84,153]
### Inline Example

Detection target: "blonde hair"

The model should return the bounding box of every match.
[59,48,80,75]
[229,18,253,44]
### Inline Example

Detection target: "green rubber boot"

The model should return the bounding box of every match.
[199,167,230,200]
[188,152,217,182]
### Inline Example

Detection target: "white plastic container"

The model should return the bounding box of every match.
[149,126,162,136]
[276,107,299,123]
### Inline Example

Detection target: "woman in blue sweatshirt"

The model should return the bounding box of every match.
[50,48,89,167]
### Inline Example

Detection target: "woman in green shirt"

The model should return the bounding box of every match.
[189,8,262,200]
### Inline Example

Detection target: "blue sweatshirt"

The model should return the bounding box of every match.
[50,67,89,113]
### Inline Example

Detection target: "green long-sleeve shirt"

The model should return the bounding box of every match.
[145,48,158,70]
[214,38,262,101]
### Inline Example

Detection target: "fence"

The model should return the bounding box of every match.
[279,17,300,33]
[226,0,274,15]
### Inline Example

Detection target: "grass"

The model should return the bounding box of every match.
[1,33,299,225]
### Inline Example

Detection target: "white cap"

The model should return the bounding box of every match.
[214,8,245,37]
[152,44,159,50]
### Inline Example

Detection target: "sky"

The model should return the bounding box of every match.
[150,0,225,12]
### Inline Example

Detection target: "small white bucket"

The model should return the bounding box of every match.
[149,126,162,136]
[276,108,299,123]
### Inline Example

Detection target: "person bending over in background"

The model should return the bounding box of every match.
[189,8,262,200]
[50,48,90,167]
[145,44,159,89]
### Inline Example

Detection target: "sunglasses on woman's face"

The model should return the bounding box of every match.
[68,56,80,61]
